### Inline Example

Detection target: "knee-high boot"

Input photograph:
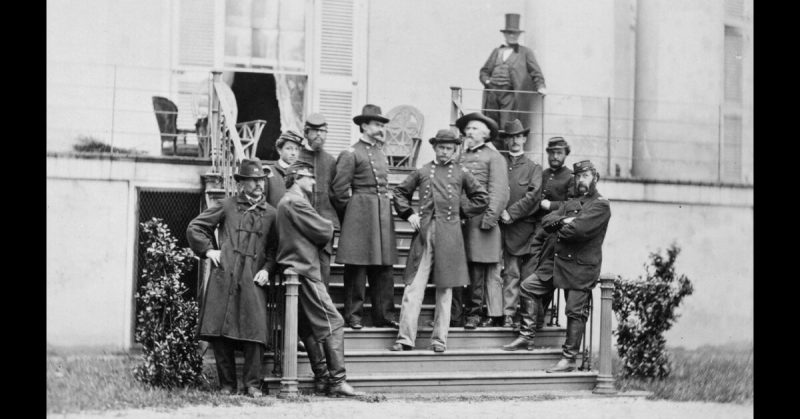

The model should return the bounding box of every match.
[501,295,539,351]
[537,291,554,330]
[302,335,329,394]
[322,331,364,397]
[547,317,585,372]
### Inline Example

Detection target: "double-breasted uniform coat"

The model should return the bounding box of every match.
[186,193,278,346]
[394,159,489,288]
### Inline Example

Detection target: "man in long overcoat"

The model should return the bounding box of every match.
[265,130,304,208]
[454,112,510,329]
[186,159,277,397]
[480,13,547,130]
[390,129,489,352]
[276,160,363,397]
[331,104,399,329]
[497,119,543,329]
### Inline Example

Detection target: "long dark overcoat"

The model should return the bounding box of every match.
[186,194,278,346]
[502,154,543,255]
[459,142,510,263]
[552,190,611,290]
[394,159,489,288]
[331,139,397,265]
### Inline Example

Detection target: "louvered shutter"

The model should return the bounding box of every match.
[313,0,358,157]
[177,0,216,67]
[724,27,743,103]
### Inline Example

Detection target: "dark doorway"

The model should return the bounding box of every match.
[230,72,281,161]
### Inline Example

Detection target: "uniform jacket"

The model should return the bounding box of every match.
[394,159,489,288]
[502,154,543,255]
[480,44,546,110]
[299,148,339,255]
[265,162,288,208]
[552,190,611,290]
[276,187,334,282]
[331,139,398,265]
[459,142,510,263]
[186,193,278,346]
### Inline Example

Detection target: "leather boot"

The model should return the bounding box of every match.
[537,291,553,330]
[546,357,577,373]
[328,381,364,397]
[547,317,585,372]
[321,330,347,389]
[502,295,538,351]
[302,335,329,395]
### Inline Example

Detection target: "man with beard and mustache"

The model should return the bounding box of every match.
[331,104,399,330]
[265,130,304,207]
[186,159,278,397]
[454,112,510,329]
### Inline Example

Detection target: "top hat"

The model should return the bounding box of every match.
[233,158,272,181]
[287,160,315,178]
[546,136,570,151]
[499,119,530,137]
[455,112,499,141]
[573,160,596,174]
[305,113,328,129]
[428,128,463,146]
[501,13,524,33]
[353,104,390,125]
[275,130,305,150]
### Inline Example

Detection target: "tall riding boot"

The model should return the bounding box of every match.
[547,317,585,372]
[302,335,329,395]
[322,331,363,397]
[537,291,554,330]
[501,295,539,351]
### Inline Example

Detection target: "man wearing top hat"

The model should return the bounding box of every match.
[390,129,489,353]
[331,104,399,330]
[454,112,510,329]
[296,113,339,288]
[276,160,364,397]
[186,158,278,397]
[480,13,547,129]
[497,119,543,330]
[265,130,305,208]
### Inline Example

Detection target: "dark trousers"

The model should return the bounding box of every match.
[297,274,347,384]
[320,249,331,289]
[210,338,264,390]
[465,262,503,321]
[484,87,516,128]
[343,264,395,325]
[450,286,466,326]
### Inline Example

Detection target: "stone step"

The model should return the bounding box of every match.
[262,370,598,394]
[263,348,582,378]
[341,326,566,351]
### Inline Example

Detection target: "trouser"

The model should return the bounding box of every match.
[450,286,466,325]
[484,86,516,128]
[210,337,264,390]
[320,249,331,289]
[502,252,523,316]
[396,225,453,348]
[297,274,347,385]
[465,261,503,321]
[561,289,592,359]
[343,264,395,325]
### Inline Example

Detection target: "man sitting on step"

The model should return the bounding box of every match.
[389,129,488,353]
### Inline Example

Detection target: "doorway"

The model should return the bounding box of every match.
[229,72,282,161]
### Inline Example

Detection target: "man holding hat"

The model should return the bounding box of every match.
[297,113,339,287]
[331,104,399,330]
[276,160,364,397]
[497,119,543,330]
[265,130,305,208]
[454,112,510,329]
[480,13,547,128]
[390,129,489,352]
[186,158,278,397]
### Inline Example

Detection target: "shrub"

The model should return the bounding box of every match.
[133,218,204,388]
[72,135,144,155]
[612,243,694,379]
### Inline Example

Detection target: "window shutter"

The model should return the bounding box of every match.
[178,0,216,67]
[724,27,743,103]
[724,0,744,19]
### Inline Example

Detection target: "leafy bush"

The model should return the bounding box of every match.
[72,135,144,155]
[612,243,694,379]
[133,218,204,388]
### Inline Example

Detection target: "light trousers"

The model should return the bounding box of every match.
[501,252,522,316]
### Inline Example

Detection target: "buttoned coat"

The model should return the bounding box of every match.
[331,139,398,265]
[299,148,339,255]
[502,154,543,255]
[479,44,546,112]
[186,194,278,346]
[265,163,288,208]
[276,187,334,282]
[552,190,611,290]
[459,142,510,263]
[394,160,489,288]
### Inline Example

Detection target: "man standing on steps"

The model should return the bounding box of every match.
[390,129,488,353]
[497,119,543,330]
[331,104,399,330]
[265,130,304,208]
[296,113,339,288]
[454,112,510,329]
[186,158,277,397]
[276,160,364,397]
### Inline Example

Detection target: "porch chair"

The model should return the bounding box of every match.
[384,105,424,167]
[151,96,200,156]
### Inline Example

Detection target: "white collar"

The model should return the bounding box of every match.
[508,150,524,157]
[278,159,291,169]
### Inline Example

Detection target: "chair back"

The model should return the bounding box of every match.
[152,96,179,142]
[385,105,424,167]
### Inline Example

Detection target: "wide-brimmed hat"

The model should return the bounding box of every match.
[501,13,524,33]
[353,104,390,125]
[545,137,571,154]
[233,158,272,181]
[573,160,596,174]
[455,112,499,141]
[428,129,463,146]
[305,113,328,129]
[275,130,305,150]
[499,119,530,137]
